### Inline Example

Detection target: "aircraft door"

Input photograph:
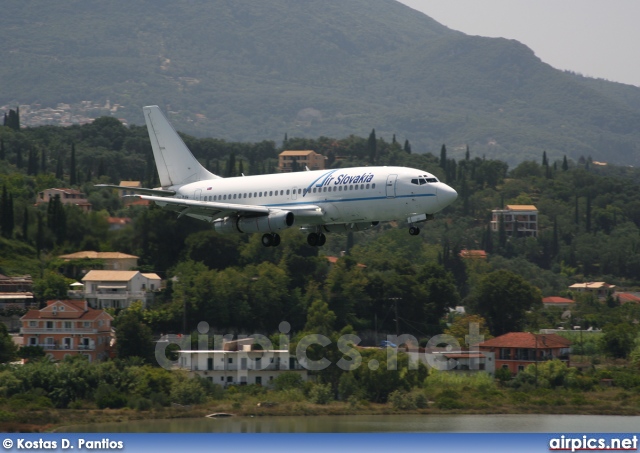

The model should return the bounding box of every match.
[292,187,298,200]
[386,174,398,198]
[194,189,202,200]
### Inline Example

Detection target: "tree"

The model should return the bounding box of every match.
[444,314,493,348]
[0,323,18,363]
[367,129,377,164]
[403,139,411,154]
[114,304,155,362]
[69,143,77,185]
[600,323,636,359]
[439,144,447,170]
[472,270,542,336]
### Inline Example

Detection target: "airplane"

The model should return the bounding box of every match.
[98,105,457,247]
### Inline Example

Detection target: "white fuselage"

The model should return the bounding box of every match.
[169,166,456,226]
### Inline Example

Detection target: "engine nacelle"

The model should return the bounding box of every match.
[213,211,295,234]
[323,221,379,233]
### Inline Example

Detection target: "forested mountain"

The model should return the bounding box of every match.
[1,1,640,166]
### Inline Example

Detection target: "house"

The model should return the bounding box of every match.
[177,337,308,386]
[36,188,92,212]
[58,251,139,271]
[477,332,571,375]
[423,351,496,375]
[117,181,142,197]
[107,217,132,231]
[0,274,34,311]
[278,150,326,172]
[542,296,575,309]
[81,270,162,309]
[459,249,487,259]
[614,292,640,304]
[20,300,113,362]
[568,282,615,299]
[117,181,150,206]
[490,205,538,238]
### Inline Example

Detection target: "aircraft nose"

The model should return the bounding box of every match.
[438,184,458,210]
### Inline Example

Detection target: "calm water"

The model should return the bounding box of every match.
[59,414,640,433]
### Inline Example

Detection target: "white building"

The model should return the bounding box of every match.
[81,270,161,309]
[177,337,308,386]
[491,205,538,238]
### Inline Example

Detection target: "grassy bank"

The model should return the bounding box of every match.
[2,385,640,433]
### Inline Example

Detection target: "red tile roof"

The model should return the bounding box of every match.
[615,292,640,304]
[542,296,574,305]
[478,332,571,349]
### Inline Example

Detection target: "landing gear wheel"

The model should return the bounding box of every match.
[307,232,318,247]
[409,226,421,236]
[272,233,281,247]
[317,233,326,246]
[261,233,274,247]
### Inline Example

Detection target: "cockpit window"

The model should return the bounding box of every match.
[412,176,439,185]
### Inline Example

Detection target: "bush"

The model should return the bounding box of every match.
[308,383,333,405]
[95,384,127,409]
[389,390,416,410]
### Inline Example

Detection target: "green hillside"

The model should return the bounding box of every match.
[1,0,640,166]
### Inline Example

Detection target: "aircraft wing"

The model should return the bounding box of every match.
[138,195,323,222]
[95,184,176,196]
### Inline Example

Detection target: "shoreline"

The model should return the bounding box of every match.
[4,397,640,433]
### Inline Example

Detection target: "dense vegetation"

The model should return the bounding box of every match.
[2,1,640,165]
[2,118,640,429]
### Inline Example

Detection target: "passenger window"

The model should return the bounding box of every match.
[366,184,370,189]
[349,185,353,190]
[298,189,302,194]
[249,193,252,198]
[269,191,273,196]
[354,185,358,190]
[286,190,290,195]
[372,183,376,189]
[280,190,284,196]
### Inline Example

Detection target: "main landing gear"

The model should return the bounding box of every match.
[261,233,281,247]
[307,232,326,247]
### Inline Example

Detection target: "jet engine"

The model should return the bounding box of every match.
[213,211,295,234]
[323,221,379,233]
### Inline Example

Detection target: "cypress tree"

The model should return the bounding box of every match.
[15,143,23,169]
[439,144,447,169]
[55,152,64,180]
[22,207,28,241]
[542,151,548,167]
[40,148,46,174]
[403,139,411,154]
[69,143,77,185]
[465,145,470,161]
[0,138,5,160]
[367,129,377,164]
[562,155,569,171]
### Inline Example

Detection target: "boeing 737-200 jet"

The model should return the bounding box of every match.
[98,105,457,247]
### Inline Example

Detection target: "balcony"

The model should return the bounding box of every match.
[36,343,96,351]
[21,327,97,334]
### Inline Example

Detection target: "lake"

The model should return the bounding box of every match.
[59,414,640,433]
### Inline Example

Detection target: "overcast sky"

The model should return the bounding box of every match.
[397,0,640,87]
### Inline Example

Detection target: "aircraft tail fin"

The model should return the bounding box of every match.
[143,105,221,187]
